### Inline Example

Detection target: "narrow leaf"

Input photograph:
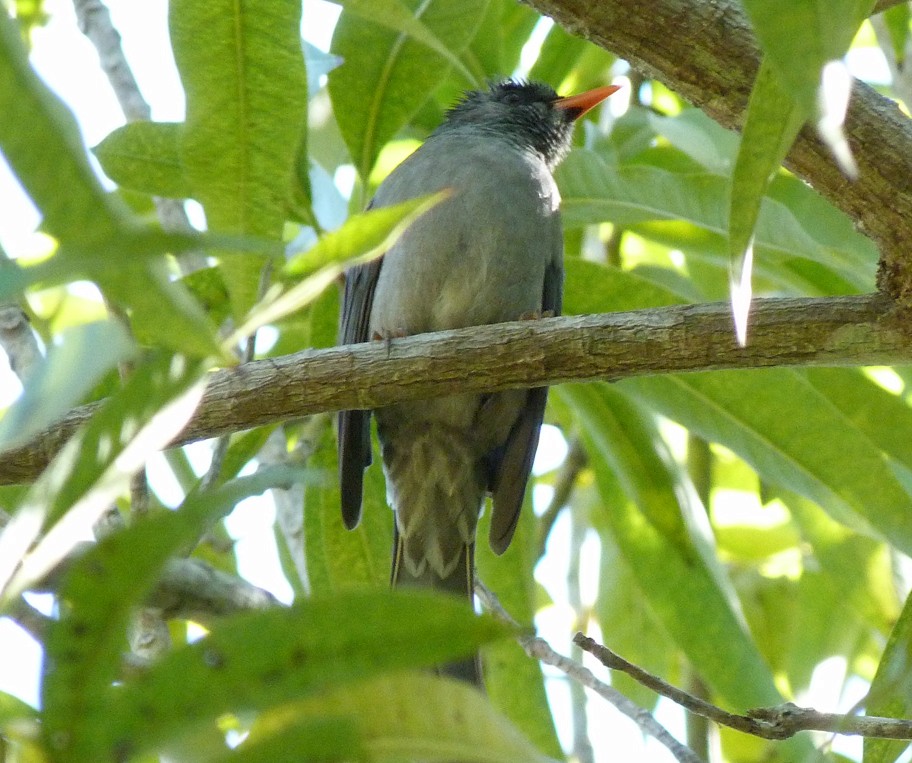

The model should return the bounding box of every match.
[728,59,806,344]
[0,353,207,605]
[101,591,506,758]
[0,320,134,452]
[623,371,912,556]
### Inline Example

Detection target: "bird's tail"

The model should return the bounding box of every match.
[391,528,483,687]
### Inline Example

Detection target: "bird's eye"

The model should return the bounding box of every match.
[502,91,522,105]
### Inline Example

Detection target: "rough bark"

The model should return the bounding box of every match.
[2,294,909,485]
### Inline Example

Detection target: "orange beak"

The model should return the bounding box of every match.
[554,84,621,119]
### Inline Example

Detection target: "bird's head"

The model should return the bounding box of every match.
[441,79,620,168]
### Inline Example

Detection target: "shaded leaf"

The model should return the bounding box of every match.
[728,60,805,344]
[93,121,190,199]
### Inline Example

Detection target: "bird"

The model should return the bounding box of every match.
[337,79,619,685]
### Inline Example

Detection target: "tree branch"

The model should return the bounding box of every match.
[476,583,704,763]
[574,634,912,741]
[1,294,909,485]
[521,0,912,300]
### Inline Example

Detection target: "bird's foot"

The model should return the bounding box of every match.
[518,309,555,320]
[372,327,407,356]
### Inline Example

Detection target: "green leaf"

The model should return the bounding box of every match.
[648,109,739,175]
[101,591,507,758]
[329,0,488,180]
[288,672,557,762]
[864,589,912,763]
[563,258,684,315]
[804,367,912,473]
[741,0,875,110]
[220,717,361,762]
[0,7,133,251]
[332,0,476,83]
[0,352,207,605]
[883,4,911,65]
[104,259,226,358]
[169,0,308,316]
[622,371,912,556]
[0,320,134,452]
[728,59,806,343]
[559,385,796,712]
[284,192,447,277]
[93,121,191,199]
[230,192,446,344]
[302,423,390,592]
[556,150,875,290]
[41,467,304,762]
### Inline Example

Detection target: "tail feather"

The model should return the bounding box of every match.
[392,529,483,687]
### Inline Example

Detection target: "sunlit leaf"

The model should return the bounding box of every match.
[169,0,308,316]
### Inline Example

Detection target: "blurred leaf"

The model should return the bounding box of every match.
[883,4,911,66]
[288,672,557,762]
[220,717,361,762]
[563,258,684,315]
[556,150,875,289]
[93,121,190,199]
[0,320,134,452]
[332,0,476,82]
[232,192,444,345]
[805,367,912,472]
[102,591,507,759]
[623,371,912,556]
[0,7,133,252]
[329,0,488,180]
[284,192,446,276]
[648,109,739,175]
[865,589,912,763]
[170,0,308,316]
[0,353,207,605]
[528,22,589,89]
[41,466,305,762]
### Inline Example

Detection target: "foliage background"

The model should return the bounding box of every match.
[1,0,911,761]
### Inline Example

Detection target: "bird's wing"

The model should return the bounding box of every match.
[338,255,384,529]
[488,249,563,554]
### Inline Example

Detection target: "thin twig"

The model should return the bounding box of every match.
[574,633,912,741]
[475,582,704,763]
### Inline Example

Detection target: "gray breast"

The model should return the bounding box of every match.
[368,131,562,336]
